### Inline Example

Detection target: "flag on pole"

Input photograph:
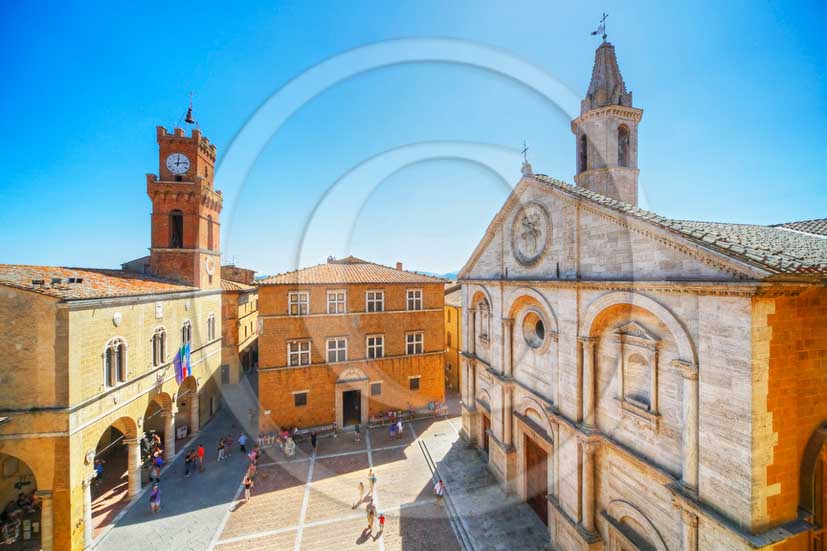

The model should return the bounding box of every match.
[174,348,183,384]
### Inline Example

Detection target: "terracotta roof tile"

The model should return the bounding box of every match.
[258,257,446,285]
[531,175,827,275]
[444,287,462,308]
[772,218,827,237]
[221,279,256,292]
[0,265,196,300]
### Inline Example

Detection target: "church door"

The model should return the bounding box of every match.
[343,390,361,426]
[482,414,490,455]
[815,444,827,550]
[525,435,549,526]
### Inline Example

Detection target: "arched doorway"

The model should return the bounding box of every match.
[175,376,199,441]
[143,393,174,462]
[0,452,40,549]
[802,425,827,549]
[90,416,139,542]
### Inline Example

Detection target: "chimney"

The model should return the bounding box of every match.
[396,262,403,271]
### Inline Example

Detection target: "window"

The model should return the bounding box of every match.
[579,134,588,173]
[326,337,347,363]
[447,309,451,323]
[407,289,423,311]
[618,125,630,168]
[406,332,424,355]
[522,311,545,349]
[367,335,384,359]
[366,290,384,313]
[447,333,452,348]
[409,376,421,391]
[288,292,309,316]
[294,391,308,407]
[103,337,127,388]
[181,320,192,346]
[207,313,216,341]
[327,290,346,314]
[371,382,382,396]
[477,299,491,340]
[288,340,311,366]
[152,327,166,367]
[170,209,184,248]
[207,215,214,250]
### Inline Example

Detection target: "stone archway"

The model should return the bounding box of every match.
[800,424,827,520]
[143,392,175,462]
[0,451,44,549]
[175,376,199,439]
[605,500,668,551]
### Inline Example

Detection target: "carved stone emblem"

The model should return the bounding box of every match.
[511,202,550,265]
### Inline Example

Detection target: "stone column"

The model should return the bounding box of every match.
[503,384,513,447]
[580,337,597,428]
[649,348,659,414]
[673,359,699,491]
[468,307,477,356]
[502,318,514,376]
[124,437,142,499]
[674,499,699,551]
[581,439,599,533]
[34,490,53,551]
[82,474,94,548]
[469,359,476,407]
[162,411,176,461]
[189,393,200,435]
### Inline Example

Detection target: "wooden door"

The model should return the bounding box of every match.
[525,435,549,525]
[482,414,490,455]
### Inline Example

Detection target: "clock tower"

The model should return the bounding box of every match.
[147,125,222,289]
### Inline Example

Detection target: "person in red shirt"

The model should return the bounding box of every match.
[197,444,205,472]
[378,513,385,535]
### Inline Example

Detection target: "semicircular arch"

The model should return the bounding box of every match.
[606,500,668,551]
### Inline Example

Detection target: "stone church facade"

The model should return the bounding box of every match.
[459,40,827,550]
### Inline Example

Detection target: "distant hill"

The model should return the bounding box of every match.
[414,270,459,281]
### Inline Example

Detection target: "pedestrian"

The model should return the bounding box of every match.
[217,438,225,462]
[332,421,337,438]
[396,419,403,437]
[366,499,376,532]
[184,450,194,477]
[93,459,105,487]
[433,479,445,499]
[354,423,361,443]
[389,422,397,440]
[243,472,253,502]
[357,481,365,506]
[239,433,248,454]
[225,435,234,457]
[310,431,318,451]
[149,484,161,513]
[149,464,161,484]
[368,469,377,494]
[378,512,385,534]
[197,444,205,472]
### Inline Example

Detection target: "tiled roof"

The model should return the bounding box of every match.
[444,286,462,308]
[258,256,446,285]
[0,265,196,300]
[772,218,827,238]
[221,279,256,292]
[531,175,827,275]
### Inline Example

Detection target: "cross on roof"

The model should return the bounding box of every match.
[591,12,608,41]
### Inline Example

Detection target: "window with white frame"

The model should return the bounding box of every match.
[326,337,347,363]
[207,313,216,341]
[326,290,346,314]
[406,332,424,355]
[367,335,384,359]
[152,327,166,367]
[288,291,309,316]
[103,337,127,388]
[181,320,192,346]
[288,340,311,366]
[407,289,423,311]
[366,290,384,312]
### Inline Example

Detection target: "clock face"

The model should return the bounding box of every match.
[166,153,190,175]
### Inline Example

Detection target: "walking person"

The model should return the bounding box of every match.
[368,469,377,495]
[356,481,365,507]
[396,419,403,437]
[239,433,248,454]
[310,431,318,451]
[217,438,225,462]
[225,435,234,457]
[149,484,161,513]
[197,444,205,472]
[433,479,445,499]
[243,472,253,502]
[354,423,361,443]
[184,449,194,477]
[366,498,376,532]
[149,463,161,484]
[378,513,385,535]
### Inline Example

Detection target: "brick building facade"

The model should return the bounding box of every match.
[256,257,445,430]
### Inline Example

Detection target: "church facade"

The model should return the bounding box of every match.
[459,40,827,550]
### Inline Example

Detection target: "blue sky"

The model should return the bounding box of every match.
[1,1,825,275]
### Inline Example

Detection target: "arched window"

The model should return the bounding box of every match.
[182,320,192,346]
[207,215,214,250]
[579,134,588,173]
[207,313,216,341]
[618,125,630,168]
[152,327,166,367]
[170,210,184,249]
[103,338,127,387]
[478,299,491,340]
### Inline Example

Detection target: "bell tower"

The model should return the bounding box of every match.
[147,121,222,289]
[571,39,643,206]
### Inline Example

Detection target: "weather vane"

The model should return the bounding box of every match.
[521,140,529,163]
[591,12,608,42]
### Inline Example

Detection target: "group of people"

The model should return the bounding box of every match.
[241,439,262,502]
[1,491,40,544]
[356,469,384,536]
[388,418,405,440]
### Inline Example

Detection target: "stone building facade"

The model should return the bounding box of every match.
[257,257,445,430]
[458,40,827,551]
[220,266,259,384]
[444,284,463,392]
[0,123,225,550]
